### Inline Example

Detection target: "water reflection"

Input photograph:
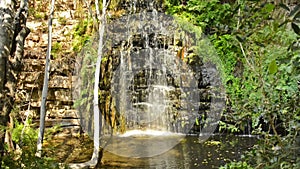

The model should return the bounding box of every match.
[103,130,185,157]
[100,135,257,169]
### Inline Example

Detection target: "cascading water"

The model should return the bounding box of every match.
[74,0,225,158]
[101,2,201,157]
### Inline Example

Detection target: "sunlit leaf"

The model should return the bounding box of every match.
[264,3,275,13]
[252,115,260,128]
[268,60,278,74]
[291,22,300,35]
[195,118,199,125]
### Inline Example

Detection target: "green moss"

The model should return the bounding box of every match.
[72,20,94,53]
[58,17,67,25]
[51,42,62,58]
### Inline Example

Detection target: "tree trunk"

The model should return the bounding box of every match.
[0,0,30,163]
[68,0,109,168]
[36,0,55,158]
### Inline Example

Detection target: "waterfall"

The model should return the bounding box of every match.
[74,0,225,158]
[111,13,199,133]
[100,4,202,156]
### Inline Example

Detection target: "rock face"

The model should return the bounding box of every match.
[17,58,80,135]
[18,0,224,137]
[75,7,224,136]
[16,0,80,136]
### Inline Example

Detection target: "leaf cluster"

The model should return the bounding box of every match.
[1,120,63,169]
[165,0,300,168]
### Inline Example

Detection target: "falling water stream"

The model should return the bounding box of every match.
[99,1,207,158]
[72,0,235,167]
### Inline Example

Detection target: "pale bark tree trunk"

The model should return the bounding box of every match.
[0,0,30,164]
[36,0,55,157]
[92,0,109,166]
[68,0,109,168]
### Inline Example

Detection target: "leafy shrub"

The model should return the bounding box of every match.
[165,0,300,168]
[220,161,253,169]
[1,120,65,169]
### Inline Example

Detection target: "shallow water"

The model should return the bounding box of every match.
[45,134,257,168]
[100,135,257,169]
[102,130,185,158]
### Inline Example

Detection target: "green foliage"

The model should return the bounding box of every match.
[218,121,240,133]
[165,0,300,168]
[58,17,67,26]
[220,161,253,169]
[1,120,64,168]
[11,119,37,145]
[166,0,235,35]
[73,38,98,129]
[72,19,94,53]
[33,12,46,20]
[51,42,62,58]
[108,0,122,10]
[279,4,300,35]
[29,7,47,20]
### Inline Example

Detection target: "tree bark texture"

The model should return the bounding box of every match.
[0,0,30,161]
[36,0,55,158]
